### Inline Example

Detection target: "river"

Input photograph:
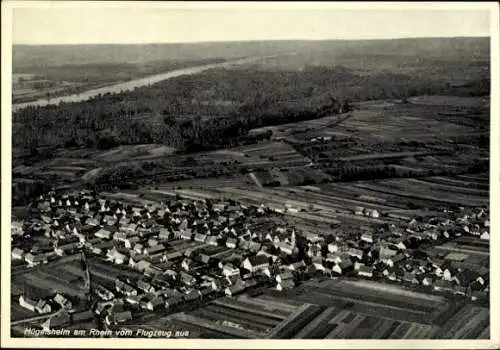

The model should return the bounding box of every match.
[12,55,276,112]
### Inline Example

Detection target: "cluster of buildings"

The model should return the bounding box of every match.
[11,190,490,326]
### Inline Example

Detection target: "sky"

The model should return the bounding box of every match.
[10,2,492,45]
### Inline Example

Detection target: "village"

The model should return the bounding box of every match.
[11,187,490,332]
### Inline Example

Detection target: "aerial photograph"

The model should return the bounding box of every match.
[4,1,495,343]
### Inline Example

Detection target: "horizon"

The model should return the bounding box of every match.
[11,35,491,47]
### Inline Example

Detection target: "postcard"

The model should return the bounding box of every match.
[1,1,498,349]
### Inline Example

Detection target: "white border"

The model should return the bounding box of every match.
[1,1,499,349]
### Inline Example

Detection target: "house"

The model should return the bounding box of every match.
[144,244,167,256]
[276,278,295,291]
[385,254,405,267]
[326,253,343,264]
[238,239,251,251]
[287,260,307,271]
[184,289,202,302]
[133,243,145,255]
[194,233,207,243]
[221,263,240,277]
[11,220,24,235]
[331,263,343,276]
[307,244,322,258]
[276,242,295,255]
[83,236,101,248]
[387,266,405,281]
[200,287,214,299]
[137,280,156,294]
[125,294,143,305]
[147,238,160,247]
[445,252,469,262]
[453,286,468,296]
[357,265,374,278]
[354,206,365,216]
[339,259,354,272]
[244,278,258,289]
[107,248,128,265]
[180,230,193,240]
[480,231,490,240]
[303,231,323,243]
[239,267,253,280]
[54,242,81,256]
[103,215,117,226]
[181,258,193,272]
[19,295,37,312]
[106,311,133,325]
[118,215,131,225]
[151,274,172,289]
[95,229,112,239]
[433,279,455,293]
[115,279,138,296]
[360,233,373,244]
[328,243,339,253]
[165,296,184,309]
[158,228,171,240]
[53,293,73,310]
[379,246,398,260]
[121,223,138,233]
[442,268,459,283]
[225,279,246,296]
[12,248,25,260]
[242,255,270,272]
[95,284,115,301]
[180,272,197,286]
[25,253,48,266]
[346,248,363,260]
[124,236,141,249]
[276,270,294,284]
[394,241,407,250]
[248,241,262,253]
[35,299,52,314]
[91,241,113,255]
[402,272,419,284]
[211,279,224,292]
[95,301,113,315]
[143,295,165,311]
[165,251,184,262]
[206,236,219,246]
[471,290,487,302]
[226,238,238,249]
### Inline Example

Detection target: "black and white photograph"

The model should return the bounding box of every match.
[1,1,498,348]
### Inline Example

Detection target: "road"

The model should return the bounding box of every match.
[12,54,287,112]
[11,309,63,326]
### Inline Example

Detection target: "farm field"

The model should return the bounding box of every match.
[124,170,488,233]
[353,176,489,208]
[138,278,479,339]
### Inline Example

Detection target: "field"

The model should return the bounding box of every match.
[130,278,484,339]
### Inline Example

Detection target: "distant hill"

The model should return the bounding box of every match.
[13,37,489,70]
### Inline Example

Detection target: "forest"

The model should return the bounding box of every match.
[12,62,489,157]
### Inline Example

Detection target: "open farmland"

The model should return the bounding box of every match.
[131,168,488,235]
[353,176,489,208]
[141,279,480,339]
